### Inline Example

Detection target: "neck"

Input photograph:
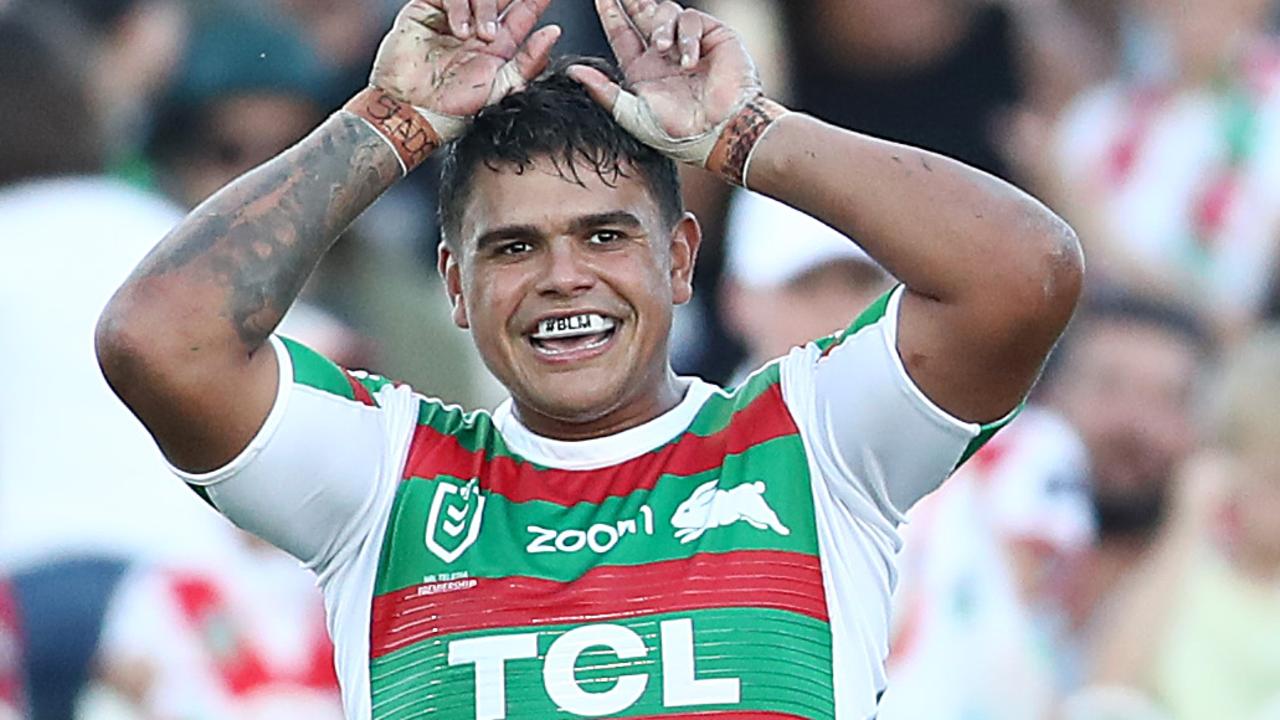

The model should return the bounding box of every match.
[512,367,689,442]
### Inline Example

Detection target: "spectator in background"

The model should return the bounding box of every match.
[881,405,1093,720]
[715,190,891,383]
[1076,329,1280,719]
[0,10,238,716]
[92,533,343,719]
[778,0,1102,182]
[0,6,233,577]
[14,0,188,181]
[1051,0,1280,339]
[1042,293,1212,686]
[148,5,333,209]
[271,0,388,108]
[0,581,23,720]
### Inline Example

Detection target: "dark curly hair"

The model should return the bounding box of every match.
[438,56,683,245]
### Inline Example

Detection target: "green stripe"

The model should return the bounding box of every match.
[378,434,818,592]
[369,607,835,720]
[955,402,1024,469]
[280,336,394,404]
[815,286,895,354]
[187,484,215,509]
[417,397,519,458]
[281,336,355,400]
[351,370,396,397]
[684,363,781,438]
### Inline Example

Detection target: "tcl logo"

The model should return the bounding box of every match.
[448,619,740,719]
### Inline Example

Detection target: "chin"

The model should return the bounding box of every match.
[520,383,630,425]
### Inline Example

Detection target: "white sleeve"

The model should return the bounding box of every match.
[781,287,1011,522]
[171,336,417,577]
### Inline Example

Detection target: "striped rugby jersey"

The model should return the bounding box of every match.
[176,288,1011,720]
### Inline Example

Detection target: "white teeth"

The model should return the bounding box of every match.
[531,313,616,340]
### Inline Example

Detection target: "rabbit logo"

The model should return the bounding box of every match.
[670,479,790,544]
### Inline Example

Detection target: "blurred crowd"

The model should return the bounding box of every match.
[3,0,1280,718]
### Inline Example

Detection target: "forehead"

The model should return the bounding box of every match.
[458,157,664,245]
[1069,320,1201,384]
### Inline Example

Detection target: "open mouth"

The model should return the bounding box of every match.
[527,312,619,358]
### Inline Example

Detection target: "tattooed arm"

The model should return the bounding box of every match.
[96,0,560,472]
[95,117,400,471]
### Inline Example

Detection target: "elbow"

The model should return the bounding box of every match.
[95,293,148,399]
[95,288,185,404]
[998,206,1085,339]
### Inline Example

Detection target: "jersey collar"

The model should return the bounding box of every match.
[491,378,717,470]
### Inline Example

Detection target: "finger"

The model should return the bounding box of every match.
[499,0,552,46]
[472,0,499,39]
[651,1,681,52]
[401,0,451,33]
[510,24,561,83]
[487,24,561,103]
[567,64,624,112]
[595,0,646,63]
[676,9,703,68]
[619,0,667,36]
[443,0,473,38]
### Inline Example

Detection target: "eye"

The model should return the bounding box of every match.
[497,240,534,256]
[589,230,624,245]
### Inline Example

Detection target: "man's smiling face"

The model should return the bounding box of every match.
[440,156,700,437]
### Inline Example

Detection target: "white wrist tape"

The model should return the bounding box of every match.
[610,90,743,166]
[410,62,527,144]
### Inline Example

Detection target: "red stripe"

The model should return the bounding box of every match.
[624,707,803,712]
[402,384,797,506]
[369,550,825,659]
[345,373,376,407]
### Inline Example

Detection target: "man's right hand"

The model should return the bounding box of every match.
[371,0,561,140]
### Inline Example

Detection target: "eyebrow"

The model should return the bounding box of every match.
[475,224,542,253]
[567,212,644,235]
[473,212,645,252]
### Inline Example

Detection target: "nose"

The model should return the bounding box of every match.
[535,238,596,298]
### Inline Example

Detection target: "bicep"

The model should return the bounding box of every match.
[797,288,992,515]
[895,285,1048,424]
[111,333,282,476]
[175,337,396,569]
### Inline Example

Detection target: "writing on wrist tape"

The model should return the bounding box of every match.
[343,86,442,176]
[705,95,789,188]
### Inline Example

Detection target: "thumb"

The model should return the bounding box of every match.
[567,64,624,112]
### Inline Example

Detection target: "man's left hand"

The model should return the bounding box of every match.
[568,0,762,168]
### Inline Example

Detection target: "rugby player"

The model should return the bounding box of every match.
[96,0,1084,717]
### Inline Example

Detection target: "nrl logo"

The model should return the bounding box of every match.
[425,478,486,564]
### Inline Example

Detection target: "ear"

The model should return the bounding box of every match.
[691,478,719,504]
[437,241,470,330]
[669,212,702,306]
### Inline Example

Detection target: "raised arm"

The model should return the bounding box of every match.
[96,0,560,472]
[571,0,1083,422]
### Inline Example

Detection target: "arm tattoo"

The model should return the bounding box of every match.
[130,113,402,349]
